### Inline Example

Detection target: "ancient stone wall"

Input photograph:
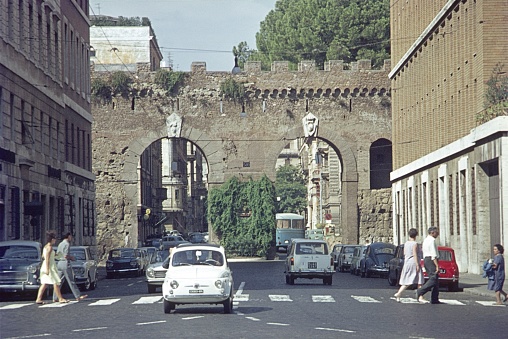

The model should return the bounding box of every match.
[91,60,393,259]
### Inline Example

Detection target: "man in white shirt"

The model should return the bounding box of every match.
[416,226,441,304]
[54,233,87,302]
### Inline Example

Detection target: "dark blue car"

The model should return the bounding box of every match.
[360,242,395,278]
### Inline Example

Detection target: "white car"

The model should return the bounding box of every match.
[146,251,170,293]
[162,244,234,314]
[285,239,334,285]
[69,246,98,291]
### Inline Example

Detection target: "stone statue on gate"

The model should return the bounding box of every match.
[166,113,182,138]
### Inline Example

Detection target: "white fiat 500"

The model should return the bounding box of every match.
[162,244,234,314]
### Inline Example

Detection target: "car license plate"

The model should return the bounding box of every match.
[189,289,203,293]
[440,269,446,274]
[308,262,317,269]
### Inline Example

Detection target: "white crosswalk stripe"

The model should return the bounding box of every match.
[89,298,120,306]
[132,296,162,304]
[351,295,381,303]
[476,301,507,307]
[269,294,292,302]
[312,295,335,303]
[0,303,32,310]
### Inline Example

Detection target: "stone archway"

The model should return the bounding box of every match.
[92,59,392,257]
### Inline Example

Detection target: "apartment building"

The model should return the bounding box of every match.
[390,0,508,273]
[0,0,95,245]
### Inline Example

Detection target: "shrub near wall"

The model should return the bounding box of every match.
[208,176,276,257]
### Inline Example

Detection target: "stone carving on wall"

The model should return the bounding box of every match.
[166,113,182,138]
[302,112,319,137]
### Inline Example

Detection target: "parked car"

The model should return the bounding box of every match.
[69,246,98,291]
[188,232,207,244]
[146,250,170,293]
[305,229,324,240]
[137,248,150,273]
[331,244,343,270]
[0,240,42,294]
[106,248,143,278]
[337,245,358,272]
[161,235,190,251]
[421,246,460,291]
[284,239,334,285]
[162,243,234,314]
[387,244,405,286]
[360,242,395,278]
[350,245,367,276]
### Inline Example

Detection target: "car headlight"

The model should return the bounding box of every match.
[215,280,223,289]
[169,280,179,289]
[220,271,231,279]
[146,267,154,278]
[27,263,38,274]
[106,261,113,268]
[130,260,138,267]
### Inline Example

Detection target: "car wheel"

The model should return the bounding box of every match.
[148,284,157,294]
[360,268,365,278]
[285,274,289,284]
[366,270,371,278]
[448,281,459,292]
[83,274,91,291]
[223,295,233,314]
[163,300,175,314]
[90,273,97,290]
[289,275,295,285]
[388,272,396,286]
[355,268,360,276]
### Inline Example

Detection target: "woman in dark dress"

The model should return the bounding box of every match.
[489,244,507,305]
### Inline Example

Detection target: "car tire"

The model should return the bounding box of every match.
[90,273,97,290]
[289,275,295,285]
[361,268,365,278]
[388,272,397,286]
[448,281,459,292]
[323,276,332,285]
[366,270,371,278]
[223,295,233,314]
[84,274,91,291]
[148,284,157,294]
[163,300,175,314]
[285,274,289,284]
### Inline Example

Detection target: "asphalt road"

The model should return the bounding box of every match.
[1,260,507,339]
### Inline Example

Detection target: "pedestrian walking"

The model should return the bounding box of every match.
[54,233,87,302]
[393,228,425,302]
[489,244,507,305]
[35,231,68,304]
[416,226,441,304]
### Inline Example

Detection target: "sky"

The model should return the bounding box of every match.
[89,0,278,71]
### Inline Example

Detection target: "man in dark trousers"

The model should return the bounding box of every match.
[54,233,87,302]
[416,226,441,304]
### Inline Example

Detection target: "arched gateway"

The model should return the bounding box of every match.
[92,60,393,258]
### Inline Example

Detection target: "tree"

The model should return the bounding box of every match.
[251,0,390,69]
[275,164,307,214]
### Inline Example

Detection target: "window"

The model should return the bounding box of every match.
[369,139,392,189]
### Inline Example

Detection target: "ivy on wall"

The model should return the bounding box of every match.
[208,175,276,257]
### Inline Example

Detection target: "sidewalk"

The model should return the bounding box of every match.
[460,272,492,298]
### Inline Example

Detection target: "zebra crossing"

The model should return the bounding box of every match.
[0,294,506,310]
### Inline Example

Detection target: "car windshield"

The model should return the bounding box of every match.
[109,249,134,258]
[172,249,224,267]
[0,245,39,259]
[295,243,328,255]
[344,247,355,253]
[153,251,170,263]
[70,249,86,260]
[374,247,394,255]
[439,250,452,261]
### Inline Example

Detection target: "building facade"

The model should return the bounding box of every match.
[390,0,508,273]
[0,0,95,245]
[90,19,163,72]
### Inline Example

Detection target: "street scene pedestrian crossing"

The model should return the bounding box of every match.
[1,294,506,310]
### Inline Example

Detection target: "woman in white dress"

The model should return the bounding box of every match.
[35,231,68,304]
[394,228,425,302]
